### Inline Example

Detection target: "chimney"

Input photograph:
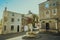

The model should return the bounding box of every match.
[29,10,32,14]
[4,7,7,11]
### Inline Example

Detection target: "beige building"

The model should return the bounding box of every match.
[39,0,60,32]
[0,19,2,34]
[2,7,23,34]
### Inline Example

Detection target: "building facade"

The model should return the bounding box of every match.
[39,0,60,32]
[2,7,22,34]
[21,11,39,32]
[21,11,34,32]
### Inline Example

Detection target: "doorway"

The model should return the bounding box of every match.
[17,25,19,32]
[46,23,50,30]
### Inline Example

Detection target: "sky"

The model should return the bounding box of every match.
[0,0,46,19]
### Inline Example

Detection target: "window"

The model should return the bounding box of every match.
[52,8,57,15]
[4,25,6,31]
[12,13,14,16]
[18,19,19,21]
[45,10,50,18]
[53,3,56,6]
[54,10,56,13]
[11,18,14,22]
[46,10,50,15]
[45,2,49,8]
[11,25,14,30]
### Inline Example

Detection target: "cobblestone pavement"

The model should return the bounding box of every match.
[6,35,26,40]
[0,32,60,40]
[6,33,60,40]
[0,32,26,40]
[22,33,60,40]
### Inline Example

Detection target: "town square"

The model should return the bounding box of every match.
[0,0,60,40]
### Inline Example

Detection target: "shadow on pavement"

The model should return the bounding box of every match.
[22,32,60,40]
[0,32,26,40]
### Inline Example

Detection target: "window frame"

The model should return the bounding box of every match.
[52,8,57,15]
[45,10,50,18]
[4,25,6,31]
[11,18,14,22]
[18,19,20,21]
[11,25,14,31]
[53,3,56,6]
[12,13,14,16]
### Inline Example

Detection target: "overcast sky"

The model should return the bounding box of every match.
[0,0,46,19]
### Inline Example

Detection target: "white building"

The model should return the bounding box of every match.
[2,7,22,34]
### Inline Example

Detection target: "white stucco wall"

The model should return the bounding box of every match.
[2,11,22,34]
